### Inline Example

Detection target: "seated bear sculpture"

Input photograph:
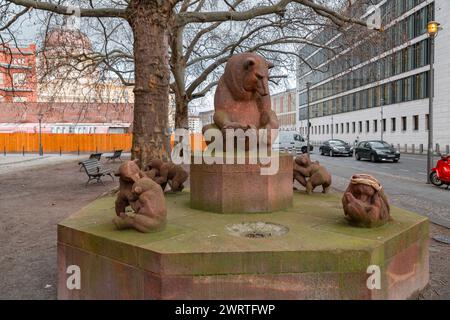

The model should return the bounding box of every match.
[293,154,331,194]
[202,52,279,151]
[113,160,167,233]
[342,174,391,228]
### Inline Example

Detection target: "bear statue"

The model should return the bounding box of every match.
[202,52,279,151]
[293,154,332,194]
[144,159,188,192]
[342,174,391,228]
[113,160,167,233]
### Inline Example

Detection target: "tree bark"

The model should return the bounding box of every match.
[174,93,189,129]
[170,25,189,130]
[128,0,172,167]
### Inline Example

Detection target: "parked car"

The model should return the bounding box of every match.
[354,140,400,162]
[319,139,353,157]
[273,131,312,154]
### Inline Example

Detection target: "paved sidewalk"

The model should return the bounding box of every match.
[0,153,131,175]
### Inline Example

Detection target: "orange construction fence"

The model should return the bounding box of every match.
[0,133,205,153]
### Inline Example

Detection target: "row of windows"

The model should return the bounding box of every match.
[299,38,429,105]
[297,2,433,96]
[382,0,428,25]
[299,72,428,120]
[51,126,97,134]
[272,92,295,114]
[300,114,429,136]
[278,113,296,127]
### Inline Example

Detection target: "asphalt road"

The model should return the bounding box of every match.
[309,152,450,228]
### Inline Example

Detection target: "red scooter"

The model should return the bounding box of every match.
[430,154,450,188]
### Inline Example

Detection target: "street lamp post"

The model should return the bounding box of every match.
[426,21,440,184]
[380,98,384,142]
[306,82,311,157]
[38,113,43,156]
[331,115,334,139]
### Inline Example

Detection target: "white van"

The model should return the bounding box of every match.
[272,131,309,154]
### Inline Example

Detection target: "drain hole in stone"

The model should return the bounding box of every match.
[245,232,271,238]
[226,222,288,238]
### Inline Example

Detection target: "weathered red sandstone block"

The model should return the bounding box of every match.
[190,153,293,213]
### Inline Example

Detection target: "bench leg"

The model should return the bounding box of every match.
[97,177,105,185]
[108,173,115,181]
[86,177,93,186]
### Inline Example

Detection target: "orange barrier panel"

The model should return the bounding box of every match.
[170,133,207,152]
[0,133,132,153]
[0,133,206,153]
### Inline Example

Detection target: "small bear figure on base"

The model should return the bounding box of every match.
[293,154,332,194]
[144,159,188,192]
[113,160,167,233]
[342,174,391,228]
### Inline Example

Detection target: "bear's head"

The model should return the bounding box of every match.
[115,159,143,183]
[294,154,312,167]
[223,53,274,101]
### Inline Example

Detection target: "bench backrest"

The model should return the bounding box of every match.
[112,150,123,157]
[80,159,102,175]
[89,153,102,160]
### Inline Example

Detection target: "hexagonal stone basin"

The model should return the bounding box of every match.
[57,190,429,300]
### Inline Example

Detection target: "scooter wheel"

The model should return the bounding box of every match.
[430,172,443,186]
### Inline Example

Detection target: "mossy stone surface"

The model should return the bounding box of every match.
[58,190,428,276]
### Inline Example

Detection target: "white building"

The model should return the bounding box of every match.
[296,0,449,152]
[188,115,202,133]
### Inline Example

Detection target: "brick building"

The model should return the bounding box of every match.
[0,44,37,103]
[271,88,297,130]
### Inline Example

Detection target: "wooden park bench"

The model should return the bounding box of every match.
[78,153,103,171]
[106,150,123,162]
[79,158,114,186]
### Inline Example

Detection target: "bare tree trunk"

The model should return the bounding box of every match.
[170,25,189,130]
[128,0,171,166]
[174,93,189,129]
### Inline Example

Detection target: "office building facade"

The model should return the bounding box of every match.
[297,0,449,151]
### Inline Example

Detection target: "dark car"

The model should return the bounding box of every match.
[319,139,353,157]
[355,140,400,162]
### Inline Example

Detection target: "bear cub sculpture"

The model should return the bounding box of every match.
[293,154,332,194]
[342,174,391,228]
[113,160,167,233]
[144,159,188,192]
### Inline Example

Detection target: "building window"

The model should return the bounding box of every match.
[425,114,430,131]
[391,118,396,132]
[13,73,26,86]
[366,120,370,133]
[359,121,362,133]
[373,120,378,133]
[413,115,419,131]
[352,122,356,133]
[415,72,428,99]
[346,122,350,133]
[340,123,344,134]
[13,96,27,102]
[402,116,407,131]
[382,119,386,132]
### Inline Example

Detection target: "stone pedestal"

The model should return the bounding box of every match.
[57,192,429,300]
[190,153,293,213]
